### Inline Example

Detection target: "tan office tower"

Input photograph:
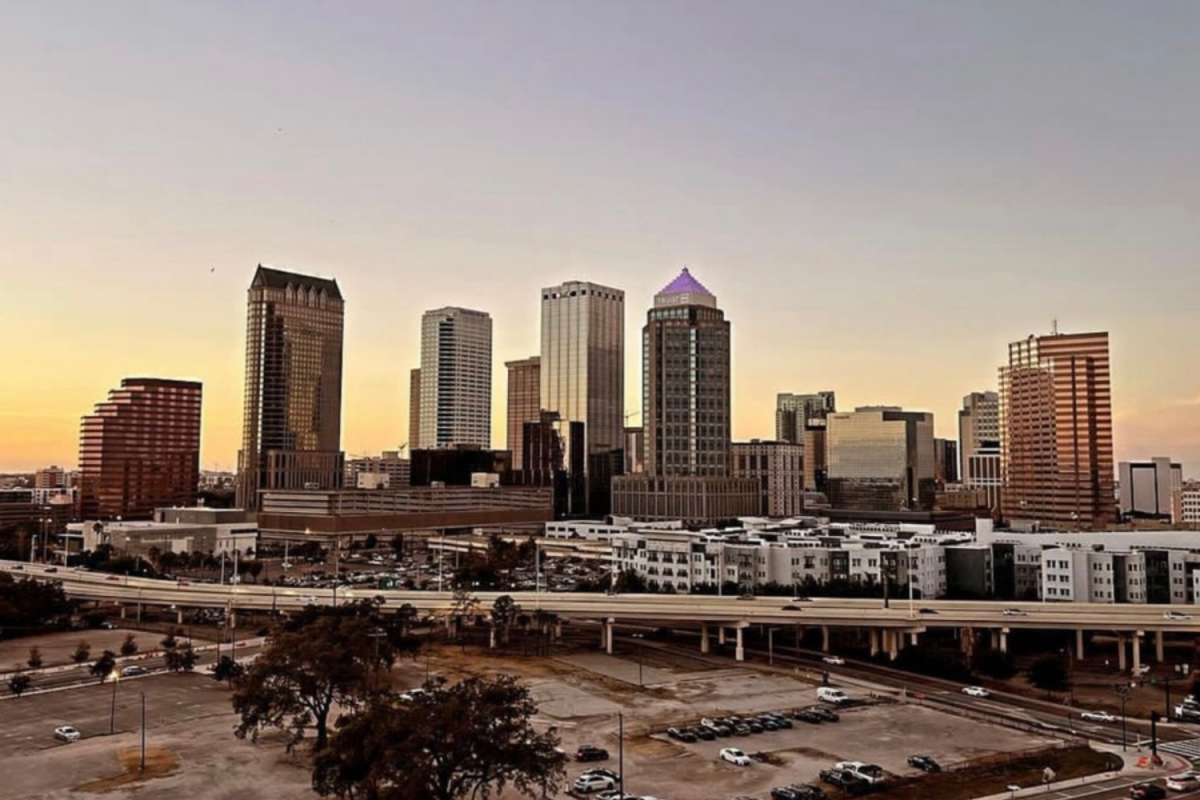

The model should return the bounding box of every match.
[79,378,202,519]
[408,367,422,450]
[505,356,541,471]
[1000,331,1114,529]
[959,391,1001,512]
[776,391,836,444]
[236,265,345,511]
[540,280,624,515]
[420,307,493,448]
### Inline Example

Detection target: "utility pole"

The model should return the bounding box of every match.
[140,692,146,772]
[618,711,624,795]
[1114,682,1131,751]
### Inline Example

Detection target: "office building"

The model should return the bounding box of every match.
[826,406,936,512]
[1119,458,1183,520]
[959,391,1001,512]
[624,427,645,475]
[419,307,492,449]
[1000,331,1115,529]
[731,440,805,517]
[612,268,758,525]
[34,466,66,490]
[345,451,411,490]
[540,280,625,516]
[803,421,828,492]
[776,392,836,444]
[1173,482,1200,526]
[408,368,422,450]
[935,439,959,485]
[505,356,541,472]
[79,378,202,519]
[236,265,345,511]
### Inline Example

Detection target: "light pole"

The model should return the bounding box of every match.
[109,673,120,735]
[535,540,541,611]
[140,692,146,772]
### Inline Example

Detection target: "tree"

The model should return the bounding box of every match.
[614,569,647,594]
[71,641,91,664]
[26,647,42,669]
[161,628,179,650]
[165,642,197,672]
[247,561,264,583]
[90,650,117,682]
[120,634,139,657]
[231,599,397,752]
[8,673,31,697]
[395,603,418,636]
[1028,655,1071,692]
[0,574,74,635]
[490,595,520,646]
[974,649,1017,680]
[450,587,480,632]
[212,655,245,684]
[312,675,567,800]
[364,533,378,551]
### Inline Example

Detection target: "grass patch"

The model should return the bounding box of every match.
[74,746,180,793]
[876,746,1120,800]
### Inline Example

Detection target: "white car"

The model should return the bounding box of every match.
[823,655,845,665]
[399,688,427,702]
[834,761,886,784]
[1002,608,1027,616]
[1080,710,1117,723]
[962,686,990,698]
[1166,772,1200,791]
[573,774,617,794]
[719,747,752,766]
[54,726,80,743]
[1164,611,1193,621]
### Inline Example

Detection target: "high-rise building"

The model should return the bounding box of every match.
[826,406,936,512]
[612,268,758,525]
[34,466,66,490]
[540,280,625,516]
[624,427,645,475]
[802,421,829,493]
[419,307,492,449]
[731,440,805,518]
[776,391,836,444]
[1000,331,1115,529]
[80,378,202,519]
[236,265,345,511]
[1119,458,1183,519]
[959,391,1001,512]
[505,356,541,472]
[935,439,959,485]
[408,367,422,450]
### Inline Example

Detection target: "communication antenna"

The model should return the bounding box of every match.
[1051,319,1059,336]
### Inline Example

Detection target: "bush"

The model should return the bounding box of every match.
[1028,655,1070,692]
[71,641,91,664]
[120,634,138,657]
[26,647,42,669]
[974,649,1017,680]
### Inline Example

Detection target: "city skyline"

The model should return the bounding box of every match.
[1,3,1198,474]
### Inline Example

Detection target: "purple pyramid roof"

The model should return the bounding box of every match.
[658,267,712,296]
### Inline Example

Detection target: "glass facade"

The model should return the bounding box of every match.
[237,265,345,510]
[420,307,492,448]
[79,378,202,519]
[826,406,936,511]
[505,356,540,471]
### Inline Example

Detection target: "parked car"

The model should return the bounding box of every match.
[573,774,617,794]
[398,688,427,702]
[834,761,885,785]
[733,724,752,736]
[575,745,610,762]
[701,717,732,736]
[817,687,849,704]
[579,768,620,782]
[1002,608,1026,616]
[819,769,867,793]
[746,719,765,734]
[961,686,990,698]
[806,706,840,722]
[823,655,845,665]
[667,726,697,743]
[1164,611,1193,621]
[1130,782,1167,799]
[765,712,793,729]
[719,747,752,766]
[773,785,826,800]
[54,726,80,742]
[907,755,941,772]
[1166,772,1200,792]
[120,665,148,677]
[689,725,716,740]
[793,708,824,724]
[1081,710,1117,723]
[595,791,637,800]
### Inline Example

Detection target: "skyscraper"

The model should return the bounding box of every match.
[540,280,625,516]
[236,265,345,511]
[959,390,1001,511]
[505,356,540,472]
[1000,331,1115,529]
[612,268,757,525]
[408,367,422,450]
[825,406,936,511]
[776,391,836,444]
[80,378,202,519]
[419,307,492,449]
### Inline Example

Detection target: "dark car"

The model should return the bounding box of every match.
[792,708,823,724]
[575,746,610,762]
[766,713,794,729]
[807,706,840,722]
[689,725,715,741]
[781,604,804,611]
[918,608,938,615]
[774,785,826,800]
[746,720,765,734]
[758,717,780,731]
[819,769,867,793]
[44,567,58,573]
[1130,783,1167,800]
[667,727,697,743]
[907,755,941,773]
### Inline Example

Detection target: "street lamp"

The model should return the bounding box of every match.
[535,540,541,611]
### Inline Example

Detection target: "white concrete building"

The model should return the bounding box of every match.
[420,307,493,448]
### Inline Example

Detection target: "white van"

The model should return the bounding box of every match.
[817,687,849,704]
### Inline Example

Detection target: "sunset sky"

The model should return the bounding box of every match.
[1,2,1198,476]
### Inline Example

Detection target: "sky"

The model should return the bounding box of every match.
[1,1,1198,476]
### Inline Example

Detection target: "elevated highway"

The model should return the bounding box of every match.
[4,560,1197,667]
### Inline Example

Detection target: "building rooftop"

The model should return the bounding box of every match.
[658,267,712,297]
[252,264,343,301]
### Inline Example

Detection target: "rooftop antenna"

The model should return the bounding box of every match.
[1051,318,1059,336]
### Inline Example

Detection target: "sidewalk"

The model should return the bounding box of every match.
[970,740,1188,800]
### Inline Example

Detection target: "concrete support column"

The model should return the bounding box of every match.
[120,605,127,620]
[821,626,830,653]
[735,626,745,662]
[960,627,975,657]
[700,623,710,655]
[990,629,999,650]
[910,631,919,647]
[1076,628,1086,661]
[1156,630,1165,663]
[999,629,1008,655]
[605,619,614,655]
[1117,633,1127,672]
[886,629,899,661]
[869,628,880,658]
[489,627,496,649]
[555,621,563,640]
[177,608,184,625]
[718,627,726,646]
[1132,631,1143,675]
